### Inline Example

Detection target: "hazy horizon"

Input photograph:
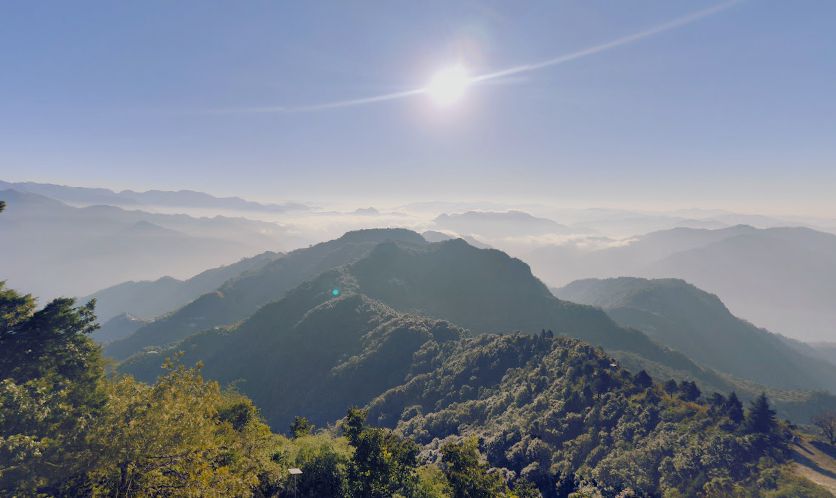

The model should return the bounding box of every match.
[3,0,835,216]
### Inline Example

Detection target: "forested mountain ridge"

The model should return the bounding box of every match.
[555,277,836,393]
[118,286,826,495]
[366,332,800,495]
[117,233,729,397]
[6,277,830,496]
[105,228,427,359]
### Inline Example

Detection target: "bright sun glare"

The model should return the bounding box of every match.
[425,66,470,107]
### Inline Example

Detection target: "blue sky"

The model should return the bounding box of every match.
[1,0,835,214]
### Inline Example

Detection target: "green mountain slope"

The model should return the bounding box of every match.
[120,236,736,426]
[347,239,721,385]
[105,228,426,359]
[554,277,836,393]
[121,280,464,430]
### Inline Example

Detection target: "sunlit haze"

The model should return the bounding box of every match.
[1,1,835,216]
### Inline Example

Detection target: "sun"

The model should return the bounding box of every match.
[425,65,470,107]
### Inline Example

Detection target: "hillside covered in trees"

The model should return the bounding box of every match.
[117,231,836,425]
[3,281,832,496]
[555,277,836,392]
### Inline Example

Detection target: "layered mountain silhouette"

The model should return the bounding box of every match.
[84,250,283,323]
[526,225,836,342]
[0,179,309,212]
[116,230,758,427]
[434,210,572,238]
[555,277,836,392]
[91,313,149,344]
[0,189,295,298]
[105,229,427,359]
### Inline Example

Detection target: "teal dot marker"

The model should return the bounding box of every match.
[331,288,340,297]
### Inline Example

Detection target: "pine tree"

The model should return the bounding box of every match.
[633,370,653,389]
[744,393,776,434]
[678,381,701,402]
[725,392,744,424]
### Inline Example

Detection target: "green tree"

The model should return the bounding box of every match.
[0,285,104,494]
[441,437,508,498]
[87,361,281,496]
[342,407,419,497]
[678,380,701,402]
[342,406,368,445]
[512,478,542,497]
[744,393,777,434]
[291,415,314,438]
[724,392,744,424]
[416,465,454,498]
[1,282,283,496]
[633,370,652,389]
[663,379,678,396]
[279,433,351,498]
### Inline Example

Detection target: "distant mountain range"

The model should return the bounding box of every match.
[421,230,491,249]
[0,180,309,212]
[526,225,836,342]
[0,189,299,298]
[111,229,836,428]
[554,277,836,392]
[433,210,573,238]
[84,250,283,323]
[91,313,149,344]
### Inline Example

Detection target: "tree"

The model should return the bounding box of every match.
[342,406,368,445]
[633,370,653,389]
[342,407,419,497]
[279,433,351,497]
[441,437,508,498]
[0,200,5,213]
[86,361,281,496]
[1,282,282,496]
[512,478,542,498]
[744,393,777,434]
[708,392,726,413]
[724,392,744,424]
[678,381,701,402]
[811,411,836,445]
[0,285,104,494]
[663,379,679,396]
[291,415,314,438]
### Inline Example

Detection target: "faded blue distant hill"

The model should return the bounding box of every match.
[0,179,310,212]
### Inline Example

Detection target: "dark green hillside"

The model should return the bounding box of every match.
[120,274,466,430]
[555,277,836,393]
[106,228,426,359]
[368,333,794,496]
[350,239,720,384]
[118,232,836,434]
[121,235,730,416]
